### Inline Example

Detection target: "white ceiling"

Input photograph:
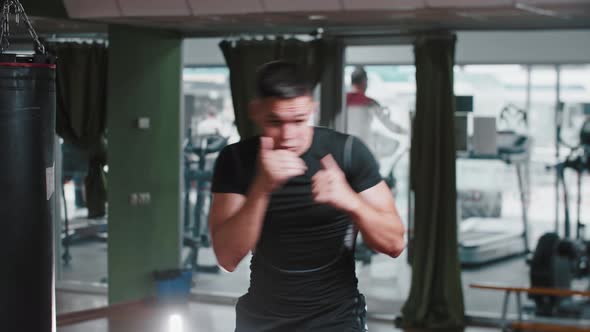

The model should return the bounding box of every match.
[63,0,590,16]
[45,0,590,36]
[188,0,265,15]
[339,0,422,11]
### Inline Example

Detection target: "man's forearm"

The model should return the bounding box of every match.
[374,108,408,135]
[212,180,270,272]
[345,195,405,257]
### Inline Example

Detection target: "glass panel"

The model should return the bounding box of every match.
[183,67,239,144]
[557,65,590,241]
[344,62,415,313]
[455,65,531,315]
[59,139,108,286]
[181,66,248,294]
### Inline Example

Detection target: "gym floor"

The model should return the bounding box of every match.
[56,291,500,332]
[57,177,590,329]
[58,220,560,316]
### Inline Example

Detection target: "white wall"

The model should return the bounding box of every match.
[456,30,590,64]
[346,45,414,65]
[182,38,224,66]
[183,30,590,66]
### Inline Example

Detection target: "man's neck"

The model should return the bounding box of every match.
[296,126,314,156]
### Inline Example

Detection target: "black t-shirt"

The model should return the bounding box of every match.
[211,127,382,319]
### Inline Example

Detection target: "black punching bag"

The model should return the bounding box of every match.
[0,54,56,331]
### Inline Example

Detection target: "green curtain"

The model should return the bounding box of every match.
[318,38,345,131]
[48,42,108,218]
[398,33,465,330]
[219,38,324,139]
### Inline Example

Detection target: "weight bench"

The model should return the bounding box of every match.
[470,283,590,332]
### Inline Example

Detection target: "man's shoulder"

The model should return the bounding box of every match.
[312,127,355,161]
[346,92,380,108]
[224,136,259,153]
[217,136,259,168]
[313,126,350,142]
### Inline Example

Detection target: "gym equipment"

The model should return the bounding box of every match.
[60,142,108,266]
[454,95,473,153]
[182,130,227,273]
[472,117,498,156]
[499,103,528,133]
[458,190,502,219]
[582,117,590,147]
[1,1,56,330]
[458,104,532,265]
[529,118,590,318]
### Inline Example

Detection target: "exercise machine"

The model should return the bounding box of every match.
[458,105,532,265]
[60,141,108,266]
[529,118,590,318]
[182,130,227,273]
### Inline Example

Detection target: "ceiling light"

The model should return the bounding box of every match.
[308,15,326,21]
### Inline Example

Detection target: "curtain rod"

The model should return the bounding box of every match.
[43,33,108,42]
[220,28,323,41]
[325,30,455,45]
[44,37,108,44]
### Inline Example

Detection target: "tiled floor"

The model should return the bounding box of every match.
[56,175,590,329]
[60,208,581,317]
[60,237,536,317]
[57,291,499,332]
[57,291,108,315]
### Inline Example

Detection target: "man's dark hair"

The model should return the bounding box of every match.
[255,60,313,99]
[351,66,368,86]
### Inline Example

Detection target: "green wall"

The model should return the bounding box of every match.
[107,25,182,304]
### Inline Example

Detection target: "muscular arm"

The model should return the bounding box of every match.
[208,179,269,272]
[346,181,405,257]
[209,137,306,272]
[312,154,405,258]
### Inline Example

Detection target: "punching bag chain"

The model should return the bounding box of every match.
[0,0,45,54]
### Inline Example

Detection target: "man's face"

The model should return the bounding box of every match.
[251,95,315,154]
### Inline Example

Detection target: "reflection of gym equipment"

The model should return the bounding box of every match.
[499,103,528,132]
[458,104,532,265]
[60,142,107,266]
[454,95,473,152]
[529,118,590,318]
[455,96,504,219]
[458,190,502,219]
[182,131,227,273]
[60,187,108,266]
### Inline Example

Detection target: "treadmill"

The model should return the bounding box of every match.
[458,130,532,265]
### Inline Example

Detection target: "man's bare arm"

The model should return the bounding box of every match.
[209,137,307,272]
[208,180,269,272]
